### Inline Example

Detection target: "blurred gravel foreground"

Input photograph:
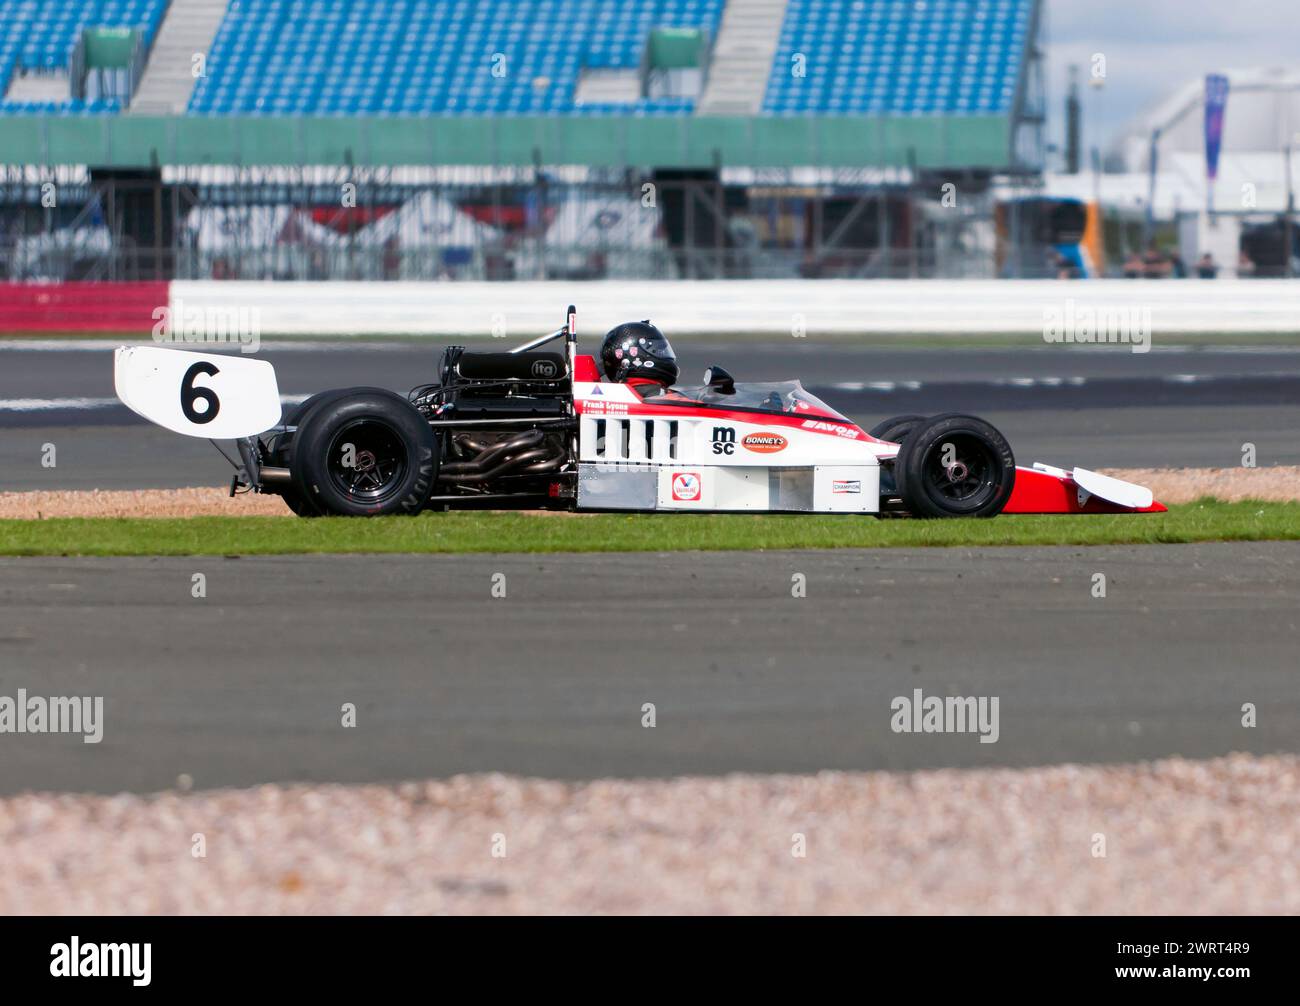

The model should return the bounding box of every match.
[2,753,1296,915]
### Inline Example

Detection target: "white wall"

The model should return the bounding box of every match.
[170,279,1300,337]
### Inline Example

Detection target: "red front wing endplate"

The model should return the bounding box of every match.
[1002,467,1166,514]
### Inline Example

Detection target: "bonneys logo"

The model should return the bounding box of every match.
[742,432,788,453]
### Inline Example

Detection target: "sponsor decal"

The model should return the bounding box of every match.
[711,426,736,455]
[742,431,788,454]
[671,472,702,502]
[581,400,627,415]
[832,480,861,494]
[588,385,604,396]
[802,419,860,439]
[531,359,559,378]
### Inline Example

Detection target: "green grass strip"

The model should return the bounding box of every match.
[0,499,1297,557]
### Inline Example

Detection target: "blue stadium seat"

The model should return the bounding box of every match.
[0,0,166,115]
[189,0,726,117]
[762,0,1030,116]
[0,0,1032,120]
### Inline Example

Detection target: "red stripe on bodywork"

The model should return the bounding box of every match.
[1003,466,1166,514]
[576,394,894,444]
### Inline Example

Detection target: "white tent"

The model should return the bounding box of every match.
[1110,65,1300,172]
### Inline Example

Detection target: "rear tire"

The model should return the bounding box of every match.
[290,390,437,517]
[896,413,1015,518]
[268,389,363,516]
[868,413,927,444]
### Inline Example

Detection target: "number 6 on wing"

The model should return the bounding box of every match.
[114,346,282,439]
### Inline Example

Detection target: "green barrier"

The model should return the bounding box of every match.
[0,114,1012,169]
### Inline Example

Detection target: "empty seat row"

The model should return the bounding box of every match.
[189,0,724,117]
[762,0,1032,116]
[0,0,166,113]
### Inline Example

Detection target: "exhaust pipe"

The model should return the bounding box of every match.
[438,429,565,483]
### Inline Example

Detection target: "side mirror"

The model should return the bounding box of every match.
[703,366,736,395]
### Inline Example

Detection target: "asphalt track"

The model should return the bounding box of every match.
[0,542,1297,796]
[3,338,1300,488]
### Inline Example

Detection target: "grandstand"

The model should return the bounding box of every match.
[0,0,167,113]
[764,0,1030,116]
[191,0,725,117]
[0,0,1046,281]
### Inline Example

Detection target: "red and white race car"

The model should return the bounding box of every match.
[114,306,1164,518]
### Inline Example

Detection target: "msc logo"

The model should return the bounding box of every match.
[711,427,736,455]
[531,359,559,379]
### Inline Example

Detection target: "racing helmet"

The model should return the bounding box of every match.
[600,320,679,385]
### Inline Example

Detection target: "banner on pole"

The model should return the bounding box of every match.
[1204,74,1230,183]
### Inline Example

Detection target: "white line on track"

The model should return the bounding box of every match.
[0,397,120,411]
[0,339,452,353]
[0,394,310,412]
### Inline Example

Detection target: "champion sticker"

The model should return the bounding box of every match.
[671,472,702,502]
[832,480,861,494]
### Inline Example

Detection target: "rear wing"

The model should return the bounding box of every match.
[114,346,282,439]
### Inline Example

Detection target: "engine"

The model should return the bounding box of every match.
[415,345,576,502]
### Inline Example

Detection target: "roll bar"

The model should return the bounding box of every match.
[508,304,579,354]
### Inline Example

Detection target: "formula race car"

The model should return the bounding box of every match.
[113,306,1164,519]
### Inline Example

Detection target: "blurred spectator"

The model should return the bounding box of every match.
[1238,249,1256,277]
[1053,251,1080,279]
[1196,252,1219,278]
[1122,251,1144,278]
[1142,243,1172,278]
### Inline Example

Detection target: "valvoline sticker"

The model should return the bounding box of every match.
[671,472,701,501]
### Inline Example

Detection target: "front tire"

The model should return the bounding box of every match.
[868,413,927,444]
[290,390,437,517]
[896,413,1015,518]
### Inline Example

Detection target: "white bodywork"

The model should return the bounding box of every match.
[1070,467,1154,510]
[574,381,884,513]
[1030,462,1155,509]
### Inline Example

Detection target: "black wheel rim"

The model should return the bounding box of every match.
[920,432,999,512]
[326,419,409,504]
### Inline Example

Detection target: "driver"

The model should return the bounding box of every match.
[599,321,681,398]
